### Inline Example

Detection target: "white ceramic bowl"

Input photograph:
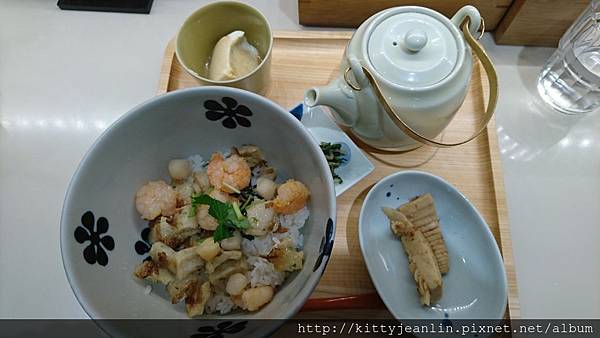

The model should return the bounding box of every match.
[60,87,336,332]
[359,171,507,319]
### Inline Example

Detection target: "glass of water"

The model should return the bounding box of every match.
[537,0,600,115]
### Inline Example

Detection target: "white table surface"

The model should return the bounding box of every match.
[1,0,598,319]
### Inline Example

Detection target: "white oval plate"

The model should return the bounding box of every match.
[359,171,507,319]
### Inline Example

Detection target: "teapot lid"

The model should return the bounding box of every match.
[367,10,459,87]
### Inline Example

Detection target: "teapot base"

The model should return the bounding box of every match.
[350,130,422,153]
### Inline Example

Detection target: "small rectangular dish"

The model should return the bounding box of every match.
[290,103,375,197]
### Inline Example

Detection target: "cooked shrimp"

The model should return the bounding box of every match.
[207,153,251,193]
[135,180,177,220]
[272,180,310,214]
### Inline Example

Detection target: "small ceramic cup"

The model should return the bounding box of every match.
[175,1,273,94]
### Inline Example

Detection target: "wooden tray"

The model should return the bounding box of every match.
[157,31,520,319]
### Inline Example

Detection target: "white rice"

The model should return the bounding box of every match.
[246,256,285,288]
[241,206,309,257]
[275,206,309,249]
[187,154,205,172]
[242,234,275,257]
[278,206,309,229]
[274,229,302,250]
[205,292,236,314]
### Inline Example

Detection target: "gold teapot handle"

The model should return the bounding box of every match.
[345,17,498,149]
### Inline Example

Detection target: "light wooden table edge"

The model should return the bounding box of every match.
[157,39,176,95]
[480,65,522,319]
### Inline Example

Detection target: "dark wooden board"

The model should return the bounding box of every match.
[493,0,589,47]
[298,0,513,30]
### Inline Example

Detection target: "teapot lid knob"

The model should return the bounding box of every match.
[404,29,428,52]
[366,9,460,87]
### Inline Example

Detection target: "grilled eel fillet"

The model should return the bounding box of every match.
[383,207,443,306]
[397,194,449,274]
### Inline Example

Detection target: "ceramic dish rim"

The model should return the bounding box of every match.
[174,0,274,85]
[358,170,507,319]
[59,86,337,322]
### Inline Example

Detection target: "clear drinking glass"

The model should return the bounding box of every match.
[537,0,600,115]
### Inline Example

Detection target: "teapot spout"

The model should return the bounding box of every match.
[305,82,358,127]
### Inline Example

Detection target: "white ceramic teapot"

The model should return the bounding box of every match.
[305,5,498,150]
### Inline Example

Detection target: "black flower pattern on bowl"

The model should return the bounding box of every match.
[74,211,115,266]
[204,97,252,129]
[134,227,152,262]
[313,218,334,272]
[191,321,248,338]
